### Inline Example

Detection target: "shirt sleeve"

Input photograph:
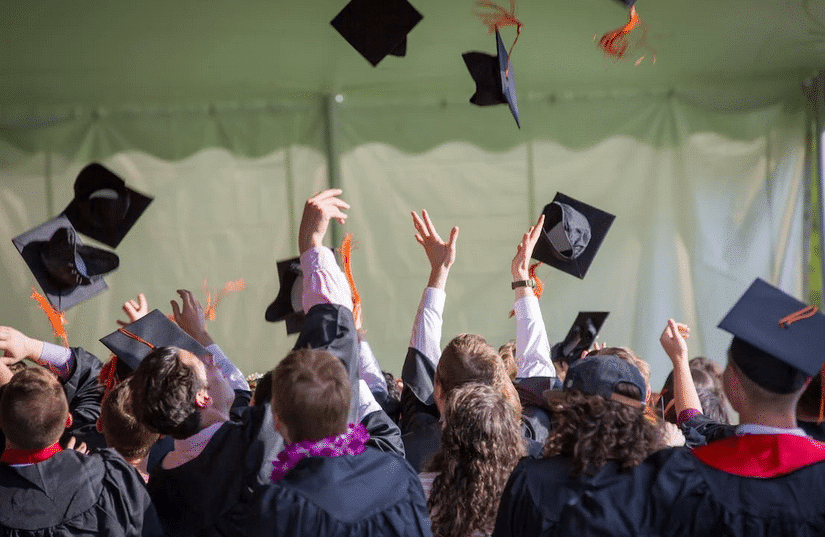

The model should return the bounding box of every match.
[357,379,382,421]
[36,341,75,379]
[514,295,556,378]
[300,246,353,312]
[359,340,388,396]
[207,343,249,392]
[409,287,446,369]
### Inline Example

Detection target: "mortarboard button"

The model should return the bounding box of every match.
[718,278,825,394]
[265,257,306,335]
[462,29,521,128]
[13,215,117,311]
[531,192,615,279]
[331,0,423,67]
[62,163,153,249]
[552,312,610,364]
[100,309,210,373]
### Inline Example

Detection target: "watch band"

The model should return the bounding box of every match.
[511,279,536,290]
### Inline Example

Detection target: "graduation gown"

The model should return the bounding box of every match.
[0,449,163,537]
[247,447,432,537]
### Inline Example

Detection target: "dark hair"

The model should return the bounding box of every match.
[100,378,160,459]
[436,334,500,396]
[271,349,350,442]
[0,368,68,450]
[251,369,274,407]
[498,340,518,381]
[658,368,730,424]
[130,346,203,439]
[543,382,664,476]
[425,383,525,537]
[383,370,401,400]
[797,372,824,418]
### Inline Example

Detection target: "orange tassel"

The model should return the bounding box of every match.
[203,278,247,321]
[340,234,362,327]
[509,262,544,318]
[475,1,523,75]
[98,357,119,402]
[597,5,639,59]
[30,288,69,347]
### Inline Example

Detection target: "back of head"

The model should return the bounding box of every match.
[130,346,203,440]
[658,368,730,425]
[437,334,500,396]
[498,340,518,381]
[0,368,68,450]
[590,346,651,401]
[426,383,525,537]
[271,348,350,442]
[251,369,274,407]
[100,378,160,460]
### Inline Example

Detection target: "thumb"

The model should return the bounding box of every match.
[448,226,460,248]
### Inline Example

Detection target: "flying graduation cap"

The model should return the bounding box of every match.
[331,0,423,67]
[13,215,119,311]
[552,311,610,365]
[265,257,306,335]
[62,163,153,249]
[531,193,615,279]
[462,29,521,128]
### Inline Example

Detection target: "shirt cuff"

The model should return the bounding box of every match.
[513,294,540,320]
[359,341,388,395]
[676,408,702,427]
[300,246,353,312]
[357,380,382,421]
[37,342,74,379]
[207,343,249,392]
[421,287,446,312]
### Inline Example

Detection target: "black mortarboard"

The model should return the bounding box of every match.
[531,192,615,279]
[462,29,521,128]
[62,163,153,249]
[265,257,306,335]
[12,215,119,311]
[100,309,210,372]
[330,0,423,67]
[718,278,825,394]
[552,311,610,364]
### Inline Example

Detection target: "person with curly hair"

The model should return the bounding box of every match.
[492,352,664,536]
[420,383,525,537]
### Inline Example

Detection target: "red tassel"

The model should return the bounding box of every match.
[30,288,69,347]
[509,263,544,318]
[98,357,119,402]
[203,278,247,321]
[598,6,640,59]
[340,234,362,327]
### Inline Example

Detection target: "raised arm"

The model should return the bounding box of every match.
[511,214,555,379]
[659,319,701,418]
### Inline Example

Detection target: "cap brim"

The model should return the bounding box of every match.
[532,192,615,279]
[12,215,109,311]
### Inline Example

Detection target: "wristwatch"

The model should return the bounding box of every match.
[511,279,536,290]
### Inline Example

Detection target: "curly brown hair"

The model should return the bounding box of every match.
[425,383,525,537]
[543,385,665,476]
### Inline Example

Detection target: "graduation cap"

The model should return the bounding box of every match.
[719,278,825,394]
[462,29,521,128]
[100,309,210,372]
[330,0,423,67]
[62,163,153,249]
[265,257,306,335]
[531,193,615,279]
[551,312,610,365]
[12,215,118,311]
[545,354,646,408]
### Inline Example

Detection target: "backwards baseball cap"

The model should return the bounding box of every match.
[546,354,646,408]
[719,278,825,394]
[62,163,153,249]
[330,0,423,67]
[462,29,521,128]
[265,257,306,335]
[13,215,119,311]
[531,192,615,279]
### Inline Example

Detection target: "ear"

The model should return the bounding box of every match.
[195,390,211,409]
[65,412,73,429]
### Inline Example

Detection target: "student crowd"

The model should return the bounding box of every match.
[2,188,825,537]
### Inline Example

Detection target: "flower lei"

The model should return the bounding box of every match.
[271,423,370,482]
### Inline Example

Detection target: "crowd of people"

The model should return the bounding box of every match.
[1,188,825,536]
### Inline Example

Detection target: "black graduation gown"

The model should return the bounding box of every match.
[247,447,432,537]
[0,448,163,537]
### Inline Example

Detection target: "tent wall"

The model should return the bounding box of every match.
[0,93,805,389]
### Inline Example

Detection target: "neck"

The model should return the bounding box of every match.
[738,407,798,429]
[126,456,150,482]
[197,408,229,430]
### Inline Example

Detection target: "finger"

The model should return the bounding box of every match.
[325,197,350,210]
[78,442,88,454]
[447,226,459,248]
[170,300,181,320]
[414,234,425,245]
[529,214,545,242]
[66,436,76,450]
[116,320,127,327]
[421,210,443,243]
[411,212,428,237]
[310,189,343,202]
[137,293,148,311]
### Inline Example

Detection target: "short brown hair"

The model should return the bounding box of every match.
[100,379,160,460]
[498,341,517,381]
[436,334,500,396]
[271,349,350,442]
[0,368,68,450]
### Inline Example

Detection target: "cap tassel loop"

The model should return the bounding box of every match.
[340,234,362,328]
[203,278,247,321]
[779,305,818,328]
[509,262,544,318]
[475,0,523,77]
[117,328,156,350]
[30,288,69,348]
[98,357,119,404]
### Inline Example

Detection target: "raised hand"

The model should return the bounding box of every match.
[298,189,350,254]
[411,209,459,290]
[659,319,690,366]
[511,214,544,281]
[118,293,149,327]
[171,289,214,347]
[0,326,42,365]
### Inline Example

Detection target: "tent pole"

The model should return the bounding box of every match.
[323,94,343,248]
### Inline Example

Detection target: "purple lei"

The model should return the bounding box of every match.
[271,423,370,482]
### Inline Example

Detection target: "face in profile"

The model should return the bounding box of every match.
[547,202,591,260]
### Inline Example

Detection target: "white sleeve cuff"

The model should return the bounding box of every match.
[207,343,250,392]
[38,342,74,379]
